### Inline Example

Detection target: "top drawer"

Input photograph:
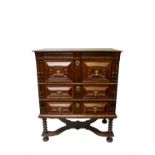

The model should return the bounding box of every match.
[35,52,120,83]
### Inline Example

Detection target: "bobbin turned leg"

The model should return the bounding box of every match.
[102,118,107,124]
[106,118,113,142]
[42,118,49,142]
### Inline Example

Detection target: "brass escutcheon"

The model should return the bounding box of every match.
[75,60,80,66]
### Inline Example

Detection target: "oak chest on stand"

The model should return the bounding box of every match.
[34,48,122,142]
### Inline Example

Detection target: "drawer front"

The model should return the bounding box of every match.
[40,101,115,115]
[39,84,116,100]
[83,102,115,114]
[79,85,117,99]
[36,55,119,83]
[73,84,117,99]
[39,85,73,99]
[36,53,120,83]
[44,60,74,82]
[81,60,114,82]
[45,102,73,114]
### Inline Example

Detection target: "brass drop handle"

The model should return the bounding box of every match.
[76,86,80,91]
[75,102,80,108]
[75,60,80,66]
[56,69,61,76]
[57,90,62,96]
[94,91,99,97]
[95,69,99,76]
[93,107,98,113]
[58,107,62,113]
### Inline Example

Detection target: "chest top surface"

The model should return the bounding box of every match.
[33,48,122,52]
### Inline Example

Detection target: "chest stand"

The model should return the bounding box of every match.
[42,118,114,142]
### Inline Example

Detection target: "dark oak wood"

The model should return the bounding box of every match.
[34,48,121,142]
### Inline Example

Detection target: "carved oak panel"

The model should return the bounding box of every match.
[44,61,74,82]
[40,85,73,99]
[83,102,114,114]
[45,102,73,114]
[81,60,112,82]
[81,85,117,99]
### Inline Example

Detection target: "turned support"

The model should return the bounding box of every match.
[42,118,49,142]
[106,118,113,142]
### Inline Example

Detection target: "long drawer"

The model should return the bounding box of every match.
[41,101,115,115]
[36,54,119,83]
[39,84,117,100]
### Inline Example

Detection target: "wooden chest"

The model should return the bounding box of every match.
[34,48,122,142]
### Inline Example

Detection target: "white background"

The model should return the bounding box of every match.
[0,0,154,154]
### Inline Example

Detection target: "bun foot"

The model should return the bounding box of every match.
[43,136,49,142]
[106,137,113,143]
[102,119,107,124]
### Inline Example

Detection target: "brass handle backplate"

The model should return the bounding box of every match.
[94,91,99,97]
[93,107,98,113]
[95,69,99,76]
[75,102,80,108]
[76,86,80,91]
[58,107,62,113]
[57,90,62,96]
[56,69,61,76]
